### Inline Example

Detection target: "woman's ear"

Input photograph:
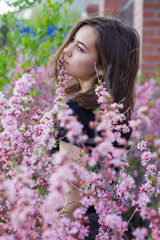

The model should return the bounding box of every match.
[94,61,104,78]
[98,69,104,76]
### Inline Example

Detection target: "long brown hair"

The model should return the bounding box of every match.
[53,17,140,122]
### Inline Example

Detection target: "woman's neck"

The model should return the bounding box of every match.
[78,75,96,93]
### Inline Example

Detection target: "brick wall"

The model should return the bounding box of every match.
[86,4,99,17]
[133,0,144,75]
[103,0,122,17]
[142,0,160,77]
[124,0,160,77]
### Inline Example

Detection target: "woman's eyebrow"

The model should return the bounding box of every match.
[73,35,88,50]
[77,40,89,50]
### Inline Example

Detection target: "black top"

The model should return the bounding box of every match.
[50,99,131,154]
[50,99,96,154]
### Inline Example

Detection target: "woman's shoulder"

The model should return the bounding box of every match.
[66,99,82,112]
[66,99,80,111]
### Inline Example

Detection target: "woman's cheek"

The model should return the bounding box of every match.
[64,65,79,77]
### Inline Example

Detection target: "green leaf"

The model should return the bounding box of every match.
[16,73,22,79]
[29,89,35,98]
[36,90,41,97]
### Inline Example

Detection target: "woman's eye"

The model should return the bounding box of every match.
[71,37,84,52]
[77,46,84,52]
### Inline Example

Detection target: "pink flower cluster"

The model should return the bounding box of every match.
[129,77,160,239]
[5,55,55,113]
[0,65,159,239]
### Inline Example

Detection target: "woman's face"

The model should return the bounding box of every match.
[63,25,98,84]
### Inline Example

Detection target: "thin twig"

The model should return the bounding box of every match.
[123,233,130,240]
[94,61,100,81]
[31,50,56,69]
[123,106,131,115]
[127,208,137,225]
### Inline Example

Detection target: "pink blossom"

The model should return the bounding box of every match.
[154,138,160,148]
[43,190,65,212]
[146,164,157,176]
[137,193,150,208]
[104,214,127,232]
[158,208,160,217]
[73,207,87,219]
[13,73,35,96]
[0,235,15,240]
[132,227,148,240]
[141,150,152,166]
[137,140,147,151]
[0,92,7,112]
[116,175,135,200]
[129,119,141,128]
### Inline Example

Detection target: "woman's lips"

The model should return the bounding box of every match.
[63,59,69,65]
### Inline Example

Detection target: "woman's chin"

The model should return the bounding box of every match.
[65,70,75,78]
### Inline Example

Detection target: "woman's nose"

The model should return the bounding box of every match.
[63,46,72,57]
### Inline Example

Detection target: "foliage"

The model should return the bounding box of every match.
[5,0,42,11]
[29,4,81,24]
[0,0,74,90]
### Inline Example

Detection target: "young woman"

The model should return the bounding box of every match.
[40,16,140,239]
